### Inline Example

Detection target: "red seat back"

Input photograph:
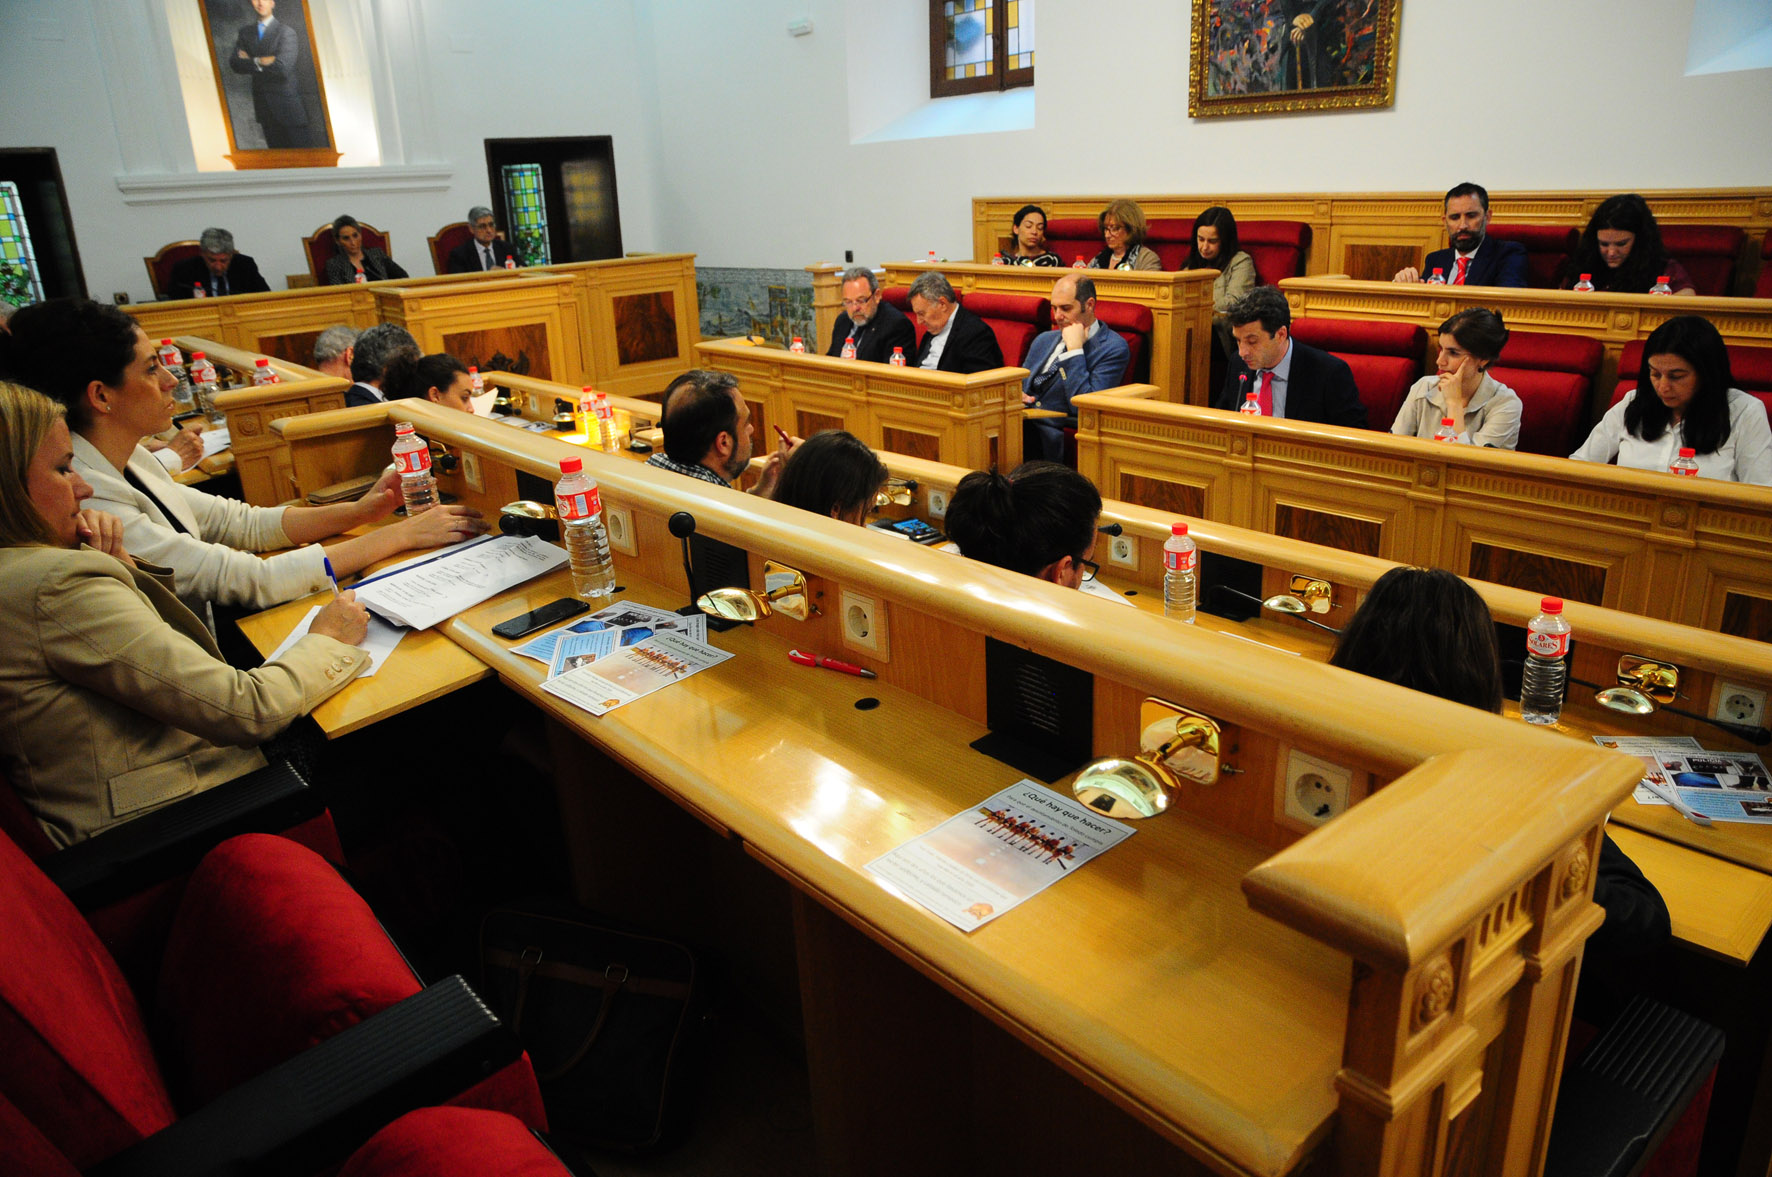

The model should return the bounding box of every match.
[1487,331,1604,456]
[1661,225,1744,297]
[303,221,394,285]
[1239,221,1312,286]
[1043,218,1103,268]
[1613,340,1772,416]
[880,286,925,348]
[1289,317,1425,432]
[142,241,202,301]
[1093,300,1153,385]
[428,222,473,275]
[1755,234,1772,299]
[1143,218,1195,270]
[1493,330,1604,379]
[958,291,1049,367]
[1487,224,1579,289]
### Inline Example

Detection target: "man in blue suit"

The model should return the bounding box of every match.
[1393,182,1527,288]
[1022,274,1131,462]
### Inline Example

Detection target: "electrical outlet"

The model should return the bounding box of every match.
[839,588,888,659]
[926,488,949,519]
[112,291,130,305]
[460,451,484,493]
[1714,682,1768,727]
[1107,533,1138,570]
[1282,750,1352,828]
[605,505,636,555]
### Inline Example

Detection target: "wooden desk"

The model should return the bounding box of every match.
[1607,825,1772,966]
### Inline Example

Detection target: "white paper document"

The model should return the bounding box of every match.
[351,535,567,630]
[540,631,732,717]
[513,599,707,665]
[1596,736,1772,823]
[200,426,231,457]
[866,780,1136,932]
[263,605,405,677]
[1078,577,1136,607]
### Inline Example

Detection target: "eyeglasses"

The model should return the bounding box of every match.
[1079,559,1100,583]
[874,478,917,509]
[1102,222,1127,238]
[841,293,880,310]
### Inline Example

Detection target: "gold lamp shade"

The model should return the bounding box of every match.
[1072,699,1223,820]
[696,561,812,623]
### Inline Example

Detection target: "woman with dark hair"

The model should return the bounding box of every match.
[321,215,409,285]
[1558,195,1695,295]
[1329,566,1669,971]
[383,352,475,412]
[0,381,368,847]
[1570,315,1770,483]
[1003,205,1060,267]
[0,298,485,628]
[1083,200,1163,272]
[1182,206,1258,314]
[1390,308,1523,448]
[770,430,888,525]
[944,460,1101,587]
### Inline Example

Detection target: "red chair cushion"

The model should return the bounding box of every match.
[0,832,175,1169]
[879,286,925,348]
[1291,316,1425,359]
[1661,226,1744,297]
[1239,221,1312,286]
[157,833,421,1105]
[1756,235,1772,299]
[1043,218,1103,267]
[959,291,1049,367]
[1094,300,1154,384]
[1496,331,1604,378]
[1340,355,1416,433]
[0,1092,82,1177]
[1487,225,1579,290]
[1498,368,1590,456]
[1143,218,1196,270]
[339,1107,566,1177]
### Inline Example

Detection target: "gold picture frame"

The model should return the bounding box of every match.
[1188,0,1402,119]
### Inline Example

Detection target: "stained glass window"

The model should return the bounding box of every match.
[0,181,43,308]
[500,164,551,267]
[931,0,1033,98]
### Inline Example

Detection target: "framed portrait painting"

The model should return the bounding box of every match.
[1189,0,1401,118]
[198,0,341,168]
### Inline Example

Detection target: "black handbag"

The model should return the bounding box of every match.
[479,905,699,1152]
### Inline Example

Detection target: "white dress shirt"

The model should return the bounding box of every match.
[919,313,955,370]
[1569,389,1772,485]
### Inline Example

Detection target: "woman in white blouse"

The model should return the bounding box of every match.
[0,299,488,629]
[1570,316,1772,485]
[1390,309,1523,449]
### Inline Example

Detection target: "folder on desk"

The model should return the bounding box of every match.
[351,535,568,630]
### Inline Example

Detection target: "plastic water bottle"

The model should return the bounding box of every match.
[157,339,183,369]
[889,347,906,367]
[504,256,517,270]
[1426,267,1447,285]
[789,337,806,354]
[1073,256,1086,267]
[1433,416,1457,442]
[188,352,220,420]
[191,282,207,299]
[992,253,1005,265]
[468,366,484,396]
[927,251,938,265]
[1240,391,1262,416]
[840,335,858,360]
[251,358,277,386]
[1572,273,1595,293]
[390,421,437,515]
[1521,596,1572,725]
[555,457,615,605]
[592,392,618,453]
[1162,522,1198,624]
[1649,275,1673,296]
[1670,447,1699,476]
[354,271,367,284]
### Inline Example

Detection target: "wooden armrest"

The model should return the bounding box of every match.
[274,403,393,439]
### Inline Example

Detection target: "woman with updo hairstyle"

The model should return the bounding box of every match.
[1390,308,1523,449]
[1085,199,1164,272]
[1571,315,1771,484]
[1003,205,1060,267]
[1558,194,1695,295]
[321,214,410,285]
[770,430,889,526]
[383,351,475,412]
[944,460,1102,588]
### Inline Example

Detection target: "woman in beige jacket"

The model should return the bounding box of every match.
[0,384,370,847]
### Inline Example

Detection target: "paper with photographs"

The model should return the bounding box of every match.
[866,780,1135,932]
[514,600,707,665]
[1598,736,1772,823]
[540,630,732,717]
[547,628,618,679]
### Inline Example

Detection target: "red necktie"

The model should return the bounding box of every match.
[1258,369,1274,416]
[1453,256,1469,286]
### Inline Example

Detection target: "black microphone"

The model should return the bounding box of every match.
[668,511,700,615]
[1097,522,1123,536]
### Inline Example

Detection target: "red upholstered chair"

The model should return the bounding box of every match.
[1613,339,1772,418]
[429,222,473,276]
[339,1107,578,1177]
[1487,224,1579,289]
[1488,331,1604,456]
[1755,234,1772,299]
[0,831,545,1174]
[1288,317,1425,432]
[1661,225,1745,296]
[303,220,393,285]
[1092,300,1153,385]
[1143,218,1196,270]
[1238,221,1313,285]
[142,241,202,301]
[959,291,1050,367]
[879,285,924,349]
[1043,218,1104,268]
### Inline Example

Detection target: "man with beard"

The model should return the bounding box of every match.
[1393,182,1528,287]
[646,369,794,498]
[825,267,916,364]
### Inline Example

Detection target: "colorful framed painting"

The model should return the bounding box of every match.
[1189,0,1401,118]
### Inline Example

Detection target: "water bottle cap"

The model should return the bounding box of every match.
[468,365,478,373]
[559,457,583,474]
[1441,417,1454,425]
[160,339,172,345]
[1679,447,1696,457]
[1431,267,1442,275]
[255,358,270,367]
[892,346,903,353]
[581,385,594,394]
[1658,275,1669,283]
[1579,274,1591,281]
[1171,522,1188,536]
[1539,596,1563,614]
[191,351,205,360]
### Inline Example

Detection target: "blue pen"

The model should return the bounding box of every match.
[323,556,340,598]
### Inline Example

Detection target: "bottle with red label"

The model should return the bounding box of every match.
[840,335,857,360]
[354,271,367,284]
[1572,273,1595,293]
[788,337,806,354]
[555,457,615,604]
[390,421,437,515]
[592,391,618,454]
[504,256,517,270]
[468,366,484,396]
[1648,275,1672,296]
[1426,267,1447,285]
[1433,416,1457,442]
[1670,447,1699,476]
[1521,596,1572,725]
[888,347,906,367]
[251,357,278,386]
[192,282,207,299]
[1162,522,1198,624]
[188,352,220,420]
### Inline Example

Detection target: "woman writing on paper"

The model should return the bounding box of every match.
[0,382,369,847]
[0,299,487,630]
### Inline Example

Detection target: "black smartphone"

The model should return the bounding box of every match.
[492,597,590,639]
[871,517,944,545]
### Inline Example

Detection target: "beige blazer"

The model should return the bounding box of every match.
[0,545,366,847]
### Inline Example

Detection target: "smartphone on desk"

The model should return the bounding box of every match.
[492,597,590,639]
[868,517,945,545]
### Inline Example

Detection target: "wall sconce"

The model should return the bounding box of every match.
[1071,699,1223,819]
[1595,655,1681,715]
[697,561,813,623]
[1288,574,1333,614]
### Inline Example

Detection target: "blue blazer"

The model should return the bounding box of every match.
[1022,325,1131,414]
[1423,237,1528,288]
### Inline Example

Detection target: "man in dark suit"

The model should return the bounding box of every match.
[1021,274,1131,460]
[1393,182,1528,288]
[825,267,916,364]
[165,227,271,299]
[229,0,312,150]
[907,272,1003,375]
[343,323,420,407]
[445,206,522,273]
[1215,287,1368,428]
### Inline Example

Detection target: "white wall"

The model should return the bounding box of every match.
[4,0,1770,297]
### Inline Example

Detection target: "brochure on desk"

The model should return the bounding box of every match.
[513,600,707,666]
[541,630,731,717]
[1597,736,1772,824]
[866,780,1135,932]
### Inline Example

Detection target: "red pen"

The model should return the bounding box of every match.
[773,424,793,447]
[788,649,876,679]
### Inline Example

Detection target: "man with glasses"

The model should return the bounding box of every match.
[446,206,521,273]
[825,267,916,364]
